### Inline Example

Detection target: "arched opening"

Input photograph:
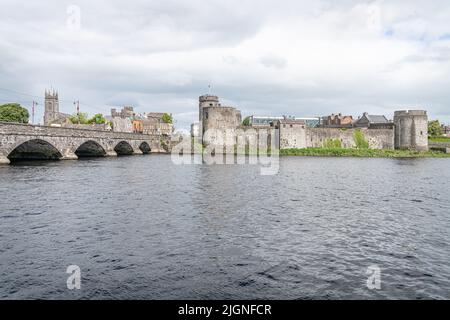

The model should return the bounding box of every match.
[75,140,106,158]
[139,142,151,154]
[8,139,62,162]
[114,141,134,156]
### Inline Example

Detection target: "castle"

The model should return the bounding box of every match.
[198,95,241,137]
[194,94,429,152]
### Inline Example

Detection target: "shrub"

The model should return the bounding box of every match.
[353,129,369,149]
[161,113,173,124]
[69,112,89,124]
[88,113,106,124]
[242,117,251,126]
[323,139,342,148]
[428,120,443,137]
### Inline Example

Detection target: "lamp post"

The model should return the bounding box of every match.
[32,101,38,125]
[74,100,80,124]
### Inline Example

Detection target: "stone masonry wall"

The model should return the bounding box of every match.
[0,122,167,164]
[280,126,395,150]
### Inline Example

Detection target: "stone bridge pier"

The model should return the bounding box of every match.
[0,122,169,164]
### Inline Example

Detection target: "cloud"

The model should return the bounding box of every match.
[1,0,450,128]
[260,55,287,69]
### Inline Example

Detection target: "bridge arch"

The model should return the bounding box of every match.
[75,140,107,158]
[114,141,134,156]
[7,139,62,162]
[139,141,151,154]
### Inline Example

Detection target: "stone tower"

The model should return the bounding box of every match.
[198,95,220,141]
[393,110,428,151]
[199,95,220,122]
[44,89,59,126]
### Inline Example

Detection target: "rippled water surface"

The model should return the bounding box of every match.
[0,155,449,299]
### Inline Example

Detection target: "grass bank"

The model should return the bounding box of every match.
[429,136,450,143]
[280,148,450,158]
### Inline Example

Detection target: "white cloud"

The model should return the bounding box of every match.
[0,0,450,128]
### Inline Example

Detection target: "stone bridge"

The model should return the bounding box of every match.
[0,122,169,164]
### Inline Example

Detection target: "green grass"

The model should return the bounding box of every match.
[429,136,450,143]
[280,147,450,158]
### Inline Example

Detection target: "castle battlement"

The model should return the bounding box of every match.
[199,95,219,102]
[394,110,427,117]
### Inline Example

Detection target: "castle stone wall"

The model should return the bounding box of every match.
[202,106,242,146]
[279,126,395,150]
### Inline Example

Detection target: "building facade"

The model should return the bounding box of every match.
[354,112,392,129]
[321,113,354,128]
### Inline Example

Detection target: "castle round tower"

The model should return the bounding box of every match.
[199,95,219,122]
[393,110,428,151]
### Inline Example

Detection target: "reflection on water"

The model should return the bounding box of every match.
[0,155,449,299]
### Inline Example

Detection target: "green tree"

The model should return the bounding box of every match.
[69,112,89,124]
[88,113,106,124]
[0,103,29,123]
[428,120,443,137]
[242,116,251,126]
[353,129,369,149]
[161,113,173,124]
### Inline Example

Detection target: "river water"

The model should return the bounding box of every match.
[0,155,449,299]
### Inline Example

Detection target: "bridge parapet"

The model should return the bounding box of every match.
[0,122,170,164]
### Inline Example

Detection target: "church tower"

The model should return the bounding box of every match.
[44,89,59,125]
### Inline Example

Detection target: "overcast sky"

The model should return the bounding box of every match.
[1,0,450,129]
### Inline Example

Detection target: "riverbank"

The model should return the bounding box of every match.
[280,148,450,158]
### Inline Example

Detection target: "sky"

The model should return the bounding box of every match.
[1,0,450,130]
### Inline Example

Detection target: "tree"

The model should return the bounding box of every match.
[69,112,89,124]
[242,116,251,126]
[88,113,106,124]
[161,113,173,124]
[428,120,443,137]
[0,103,29,123]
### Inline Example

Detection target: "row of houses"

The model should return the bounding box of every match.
[108,106,173,135]
[321,112,393,128]
[43,90,174,135]
[245,112,393,129]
